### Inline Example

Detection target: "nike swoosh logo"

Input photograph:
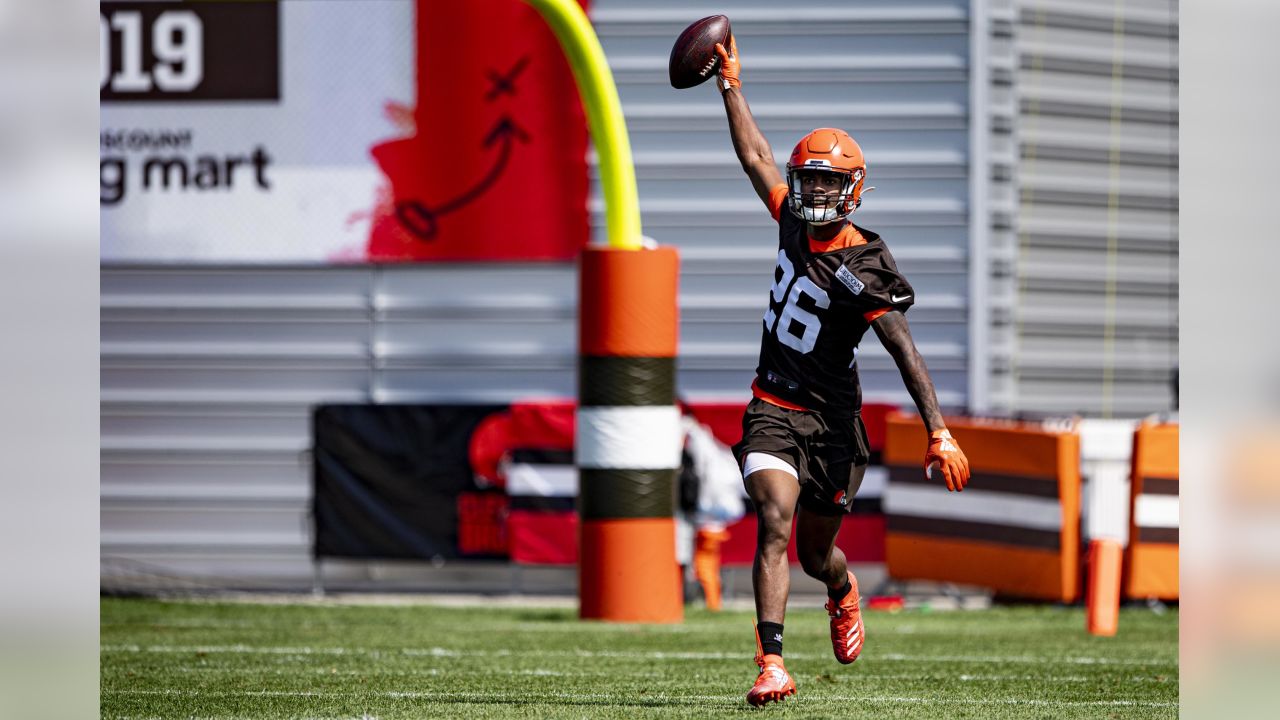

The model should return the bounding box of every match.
[891,294,912,303]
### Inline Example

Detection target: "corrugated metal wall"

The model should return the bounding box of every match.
[101,0,973,584]
[988,0,1177,416]
[101,265,581,582]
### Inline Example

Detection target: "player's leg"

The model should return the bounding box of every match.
[797,463,868,665]
[742,458,800,706]
[795,462,866,585]
[732,400,806,705]
[744,464,801,629]
[795,505,848,588]
[693,525,729,611]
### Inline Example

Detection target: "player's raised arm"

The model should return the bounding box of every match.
[871,310,971,491]
[714,36,784,207]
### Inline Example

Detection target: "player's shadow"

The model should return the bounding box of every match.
[509,609,574,623]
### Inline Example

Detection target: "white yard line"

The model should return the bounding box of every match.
[153,664,1170,683]
[108,715,380,720]
[101,643,1178,666]
[106,688,1178,708]
[100,620,707,634]
[98,620,1090,636]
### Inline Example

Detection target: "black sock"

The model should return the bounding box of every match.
[828,579,853,602]
[757,621,784,657]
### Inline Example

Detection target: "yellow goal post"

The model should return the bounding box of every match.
[524,0,642,251]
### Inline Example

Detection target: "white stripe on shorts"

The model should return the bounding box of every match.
[743,452,798,480]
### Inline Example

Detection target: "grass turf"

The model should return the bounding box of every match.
[101,597,1177,719]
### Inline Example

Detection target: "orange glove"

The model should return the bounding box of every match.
[713,34,740,92]
[925,429,970,492]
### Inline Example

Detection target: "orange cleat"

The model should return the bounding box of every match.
[746,654,796,707]
[825,570,865,664]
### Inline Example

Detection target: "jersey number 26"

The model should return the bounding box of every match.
[764,250,830,354]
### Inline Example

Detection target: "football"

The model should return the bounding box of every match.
[668,15,732,89]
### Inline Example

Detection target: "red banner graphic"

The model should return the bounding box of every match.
[366,0,590,261]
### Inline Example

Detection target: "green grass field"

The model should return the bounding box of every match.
[101,597,1177,719]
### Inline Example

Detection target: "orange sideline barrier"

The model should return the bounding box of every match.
[1123,421,1178,600]
[883,415,1081,601]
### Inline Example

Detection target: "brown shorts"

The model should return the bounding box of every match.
[732,398,872,516]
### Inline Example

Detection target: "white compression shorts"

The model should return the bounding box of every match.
[741,452,798,480]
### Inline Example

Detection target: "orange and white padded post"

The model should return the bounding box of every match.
[1086,539,1122,636]
[577,245,682,623]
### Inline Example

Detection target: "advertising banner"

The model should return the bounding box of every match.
[313,401,891,566]
[100,0,589,263]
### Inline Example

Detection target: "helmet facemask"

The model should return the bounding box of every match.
[786,165,865,225]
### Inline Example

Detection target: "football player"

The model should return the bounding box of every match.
[712,35,972,707]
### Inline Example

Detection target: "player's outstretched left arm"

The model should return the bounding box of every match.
[714,35,784,206]
[871,310,971,491]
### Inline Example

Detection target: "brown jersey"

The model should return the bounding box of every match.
[752,184,915,418]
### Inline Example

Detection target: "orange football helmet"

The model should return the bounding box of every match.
[786,128,868,223]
